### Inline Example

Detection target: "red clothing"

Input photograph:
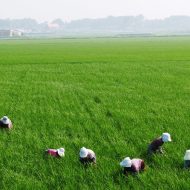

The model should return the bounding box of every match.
[0,120,13,129]
[46,149,59,157]
[124,159,145,175]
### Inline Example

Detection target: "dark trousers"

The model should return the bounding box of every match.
[184,160,190,168]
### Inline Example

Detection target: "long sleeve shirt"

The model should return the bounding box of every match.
[46,149,59,157]
[148,137,164,153]
[124,159,145,175]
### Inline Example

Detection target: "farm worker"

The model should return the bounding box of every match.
[148,132,172,155]
[0,116,13,129]
[120,157,145,176]
[46,148,65,158]
[184,150,190,169]
[79,147,96,164]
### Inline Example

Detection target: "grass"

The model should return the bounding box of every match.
[0,37,190,189]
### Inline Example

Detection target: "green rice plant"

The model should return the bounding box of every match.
[0,37,190,189]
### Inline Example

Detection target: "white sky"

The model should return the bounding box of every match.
[0,0,190,22]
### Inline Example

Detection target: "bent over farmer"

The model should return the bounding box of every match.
[79,147,96,164]
[120,157,145,176]
[0,116,13,129]
[184,150,190,169]
[46,148,65,158]
[148,132,172,155]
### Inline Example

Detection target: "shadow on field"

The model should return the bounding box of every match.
[93,96,102,104]
[140,150,152,161]
[112,169,126,184]
[112,169,144,185]
[106,109,122,131]
[67,61,84,65]
[42,151,51,160]
[67,61,93,65]
[106,110,113,118]
[79,162,97,170]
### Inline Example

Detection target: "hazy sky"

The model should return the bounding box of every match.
[0,0,190,22]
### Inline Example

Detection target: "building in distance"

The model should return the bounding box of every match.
[0,29,23,38]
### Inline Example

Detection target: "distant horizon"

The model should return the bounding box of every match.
[1,14,190,23]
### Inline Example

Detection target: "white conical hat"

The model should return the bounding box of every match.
[162,133,172,142]
[57,148,65,157]
[1,116,10,125]
[184,150,190,160]
[80,147,88,158]
[120,157,132,167]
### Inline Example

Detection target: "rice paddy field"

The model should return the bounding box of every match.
[0,37,190,189]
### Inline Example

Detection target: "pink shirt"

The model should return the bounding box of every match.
[131,159,145,172]
[47,149,59,157]
[124,159,145,175]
